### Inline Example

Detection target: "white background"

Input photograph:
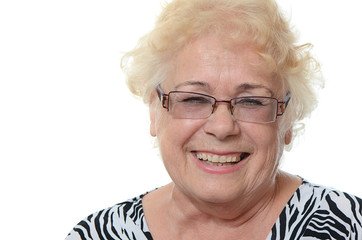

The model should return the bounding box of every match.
[0,0,361,239]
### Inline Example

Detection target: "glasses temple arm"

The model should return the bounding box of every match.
[156,84,169,109]
[156,85,164,100]
[277,92,291,116]
[283,92,291,108]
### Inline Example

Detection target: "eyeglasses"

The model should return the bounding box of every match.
[156,85,291,123]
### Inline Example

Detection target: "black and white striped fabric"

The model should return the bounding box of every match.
[66,180,362,240]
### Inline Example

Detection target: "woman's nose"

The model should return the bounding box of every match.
[203,103,240,140]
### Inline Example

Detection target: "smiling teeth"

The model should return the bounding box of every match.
[196,153,239,163]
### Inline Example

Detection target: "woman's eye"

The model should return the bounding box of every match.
[182,97,210,104]
[236,98,263,106]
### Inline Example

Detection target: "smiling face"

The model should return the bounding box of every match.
[150,36,289,204]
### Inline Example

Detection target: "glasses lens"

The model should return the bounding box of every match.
[232,97,277,123]
[168,92,214,119]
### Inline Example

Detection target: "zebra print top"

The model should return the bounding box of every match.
[66,180,362,240]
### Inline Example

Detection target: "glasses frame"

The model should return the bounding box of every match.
[156,85,291,123]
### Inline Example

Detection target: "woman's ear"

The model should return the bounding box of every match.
[149,93,157,137]
[284,128,292,145]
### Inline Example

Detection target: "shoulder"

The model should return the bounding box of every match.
[271,180,362,239]
[296,180,362,215]
[290,180,362,239]
[65,193,152,240]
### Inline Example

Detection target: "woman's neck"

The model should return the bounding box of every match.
[169,177,278,224]
[143,171,302,239]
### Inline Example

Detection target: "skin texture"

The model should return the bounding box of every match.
[144,36,301,240]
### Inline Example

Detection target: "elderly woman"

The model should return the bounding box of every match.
[66,0,362,239]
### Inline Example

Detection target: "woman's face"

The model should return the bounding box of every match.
[150,36,289,204]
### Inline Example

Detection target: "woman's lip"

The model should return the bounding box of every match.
[192,151,249,174]
[192,150,244,156]
[194,151,244,163]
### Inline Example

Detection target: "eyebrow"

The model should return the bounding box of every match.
[174,81,274,96]
[174,81,210,91]
[236,83,274,96]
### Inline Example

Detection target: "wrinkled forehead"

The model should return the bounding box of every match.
[167,36,282,96]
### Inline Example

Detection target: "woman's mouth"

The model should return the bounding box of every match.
[195,152,250,166]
